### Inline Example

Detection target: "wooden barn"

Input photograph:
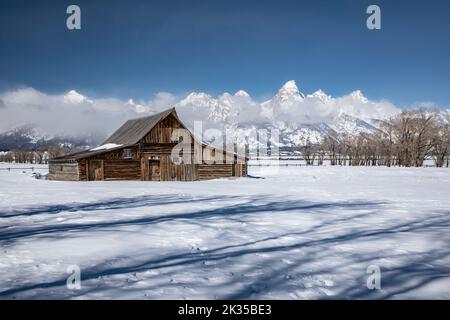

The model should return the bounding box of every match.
[48,108,248,181]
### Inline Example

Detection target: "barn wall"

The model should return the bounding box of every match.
[141,144,178,155]
[202,146,226,163]
[144,114,185,144]
[81,147,141,181]
[79,160,87,181]
[87,147,140,161]
[198,164,234,180]
[160,155,198,181]
[201,145,246,164]
[103,160,141,181]
[242,164,248,176]
[48,162,79,181]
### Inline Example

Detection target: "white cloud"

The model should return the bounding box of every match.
[0,88,152,139]
[334,91,399,121]
[0,82,403,142]
[147,92,178,111]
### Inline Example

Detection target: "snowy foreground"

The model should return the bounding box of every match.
[1,164,450,300]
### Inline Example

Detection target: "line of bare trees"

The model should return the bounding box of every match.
[0,146,69,164]
[302,108,450,167]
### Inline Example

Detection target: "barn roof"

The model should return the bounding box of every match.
[50,107,248,162]
[102,108,176,146]
[48,144,128,162]
[50,108,177,161]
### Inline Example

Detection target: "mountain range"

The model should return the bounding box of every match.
[1,81,449,152]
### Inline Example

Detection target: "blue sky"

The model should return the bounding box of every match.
[1,0,450,108]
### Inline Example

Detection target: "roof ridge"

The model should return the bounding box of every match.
[126,107,175,121]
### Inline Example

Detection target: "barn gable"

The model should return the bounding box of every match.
[103,108,176,146]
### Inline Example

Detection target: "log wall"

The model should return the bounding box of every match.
[198,164,233,180]
[79,160,87,181]
[103,160,141,181]
[48,162,79,181]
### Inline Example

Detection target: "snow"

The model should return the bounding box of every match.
[307,89,332,103]
[1,163,450,299]
[234,90,250,97]
[264,80,306,104]
[90,143,123,151]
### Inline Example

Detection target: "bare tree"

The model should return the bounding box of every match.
[47,146,67,159]
[301,139,316,165]
[432,124,450,167]
[295,108,447,168]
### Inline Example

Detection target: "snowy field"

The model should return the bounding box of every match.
[1,163,450,299]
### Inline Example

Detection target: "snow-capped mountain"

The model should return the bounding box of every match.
[1,81,449,152]
[0,125,100,151]
[328,113,379,136]
[264,80,306,105]
[307,89,332,103]
[173,80,400,149]
[433,108,450,126]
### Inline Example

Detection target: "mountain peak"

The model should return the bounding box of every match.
[185,92,212,101]
[307,89,332,102]
[280,80,299,92]
[234,90,250,97]
[277,80,305,101]
[311,89,325,96]
[349,90,369,103]
[178,92,217,109]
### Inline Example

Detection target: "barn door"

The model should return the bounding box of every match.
[148,160,160,181]
[88,160,104,181]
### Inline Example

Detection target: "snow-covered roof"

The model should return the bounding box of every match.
[90,143,123,151]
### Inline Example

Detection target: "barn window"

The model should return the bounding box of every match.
[123,148,134,159]
[211,148,216,157]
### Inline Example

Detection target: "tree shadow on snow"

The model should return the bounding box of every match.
[0,194,449,300]
[0,195,385,243]
[0,194,239,218]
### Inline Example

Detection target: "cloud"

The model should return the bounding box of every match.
[0,83,403,142]
[0,87,154,139]
[147,92,178,111]
[334,91,400,120]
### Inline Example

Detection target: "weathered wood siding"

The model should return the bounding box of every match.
[87,147,140,161]
[198,164,233,180]
[233,163,247,177]
[79,160,87,181]
[202,145,245,164]
[103,160,141,180]
[159,155,198,181]
[144,114,185,144]
[141,115,199,181]
[48,162,79,181]
[77,147,141,181]
[141,144,178,156]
